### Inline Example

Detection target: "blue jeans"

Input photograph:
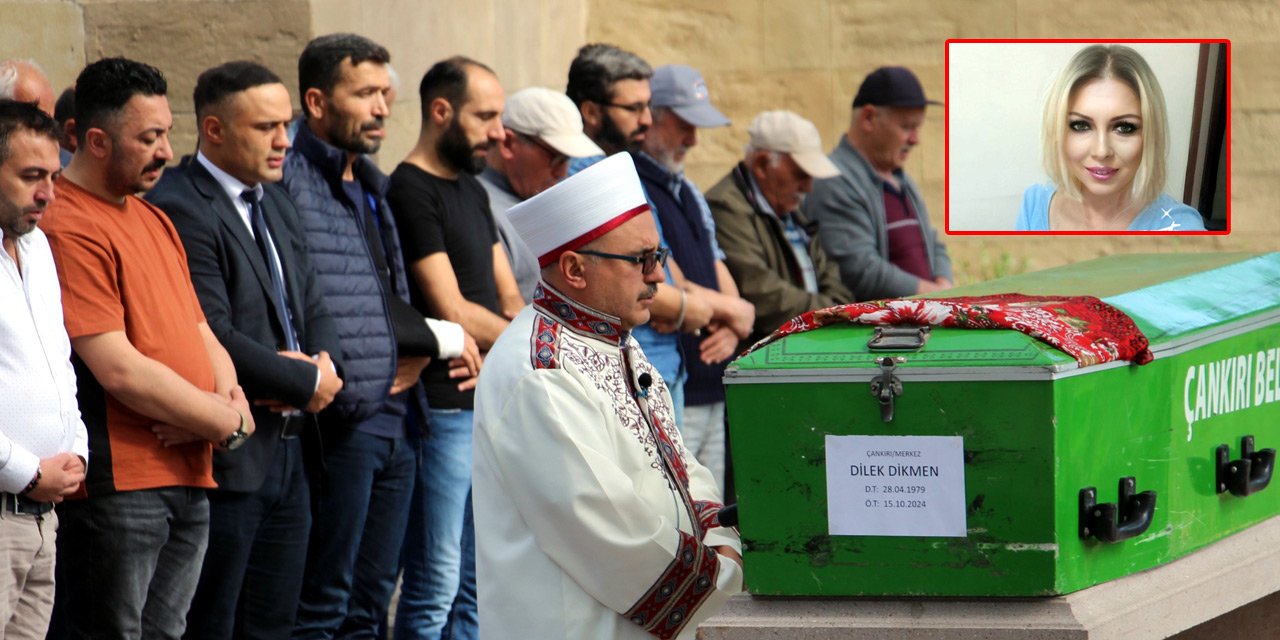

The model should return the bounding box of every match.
[394,408,476,640]
[669,374,686,430]
[186,438,311,640]
[681,401,726,493]
[294,430,415,639]
[55,487,209,639]
[441,495,477,640]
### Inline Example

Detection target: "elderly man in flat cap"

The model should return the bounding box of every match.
[472,152,742,640]
[706,110,853,346]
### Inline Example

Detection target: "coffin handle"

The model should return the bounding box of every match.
[1216,435,1276,497]
[1079,477,1157,544]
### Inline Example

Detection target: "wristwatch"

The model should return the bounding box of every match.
[221,411,250,451]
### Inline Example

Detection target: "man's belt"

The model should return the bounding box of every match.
[279,412,306,440]
[2,493,54,516]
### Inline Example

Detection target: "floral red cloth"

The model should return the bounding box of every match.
[744,294,1153,367]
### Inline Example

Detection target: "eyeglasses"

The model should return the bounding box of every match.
[514,132,568,167]
[601,101,652,115]
[578,246,670,275]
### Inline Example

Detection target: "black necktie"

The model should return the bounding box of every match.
[243,190,301,352]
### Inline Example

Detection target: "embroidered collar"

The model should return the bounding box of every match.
[532,281,626,345]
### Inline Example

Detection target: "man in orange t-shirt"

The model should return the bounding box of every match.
[41,57,255,640]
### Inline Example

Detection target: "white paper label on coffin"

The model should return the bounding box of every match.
[825,434,968,537]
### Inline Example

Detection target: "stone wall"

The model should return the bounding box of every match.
[588,0,1280,280]
[1,0,311,165]
[0,0,585,183]
[307,0,588,172]
[3,0,1275,282]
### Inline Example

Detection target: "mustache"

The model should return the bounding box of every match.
[143,159,166,173]
[630,124,649,139]
[638,284,657,301]
[361,118,384,133]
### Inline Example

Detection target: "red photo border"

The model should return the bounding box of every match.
[943,38,1232,236]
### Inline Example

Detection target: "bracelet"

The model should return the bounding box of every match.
[19,467,41,497]
[675,289,687,331]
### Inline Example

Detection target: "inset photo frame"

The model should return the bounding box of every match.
[945,39,1229,235]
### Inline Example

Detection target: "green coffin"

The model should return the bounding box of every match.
[724,252,1280,596]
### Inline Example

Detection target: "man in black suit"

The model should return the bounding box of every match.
[146,60,344,640]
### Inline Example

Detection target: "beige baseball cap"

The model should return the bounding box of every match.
[746,110,840,179]
[502,87,603,158]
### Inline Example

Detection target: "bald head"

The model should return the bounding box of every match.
[0,60,55,117]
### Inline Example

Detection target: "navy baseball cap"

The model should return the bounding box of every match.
[852,66,942,108]
[650,64,730,128]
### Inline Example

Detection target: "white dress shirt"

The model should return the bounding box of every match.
[0,228,90,494]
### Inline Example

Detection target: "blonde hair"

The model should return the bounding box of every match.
[1041,45,1168,206]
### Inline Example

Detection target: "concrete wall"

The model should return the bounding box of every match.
[3,0,1275,282]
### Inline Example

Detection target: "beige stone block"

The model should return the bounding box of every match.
[1230,111,1280,177]
[373,107,420,175]
[81,0,311,116]
[1230,43,1280,113]
[678,68,835,190]
[492,0,589,90]
[307,0,360,38]
[586,0,763,73]
[0,1,86,92]
[831,0,1016,71]
[495,0,551,89]
[317,0,584,173]
[826,64,944,154]
[918,106,945,185]
[534,0,590,89]
[79,0,309,173]
[1015,0,1280,40]
[714,68,835,144]
[762,0,832,71]
[1227,173,1280,235]
[684,126,743,193]
[687,67,838,189]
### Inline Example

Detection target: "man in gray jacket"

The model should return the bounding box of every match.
[805,66,952,300]
[478,86,602,301]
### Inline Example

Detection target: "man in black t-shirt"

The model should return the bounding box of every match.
[386,56,518,640]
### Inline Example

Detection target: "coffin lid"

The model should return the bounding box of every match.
[727,252,1280,382]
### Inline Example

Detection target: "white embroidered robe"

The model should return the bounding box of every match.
[473,283,742,640]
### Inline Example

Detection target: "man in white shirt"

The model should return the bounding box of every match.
[473,152,741,640]
[0,99,89,638]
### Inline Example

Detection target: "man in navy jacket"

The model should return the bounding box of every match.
[279,33,478,638]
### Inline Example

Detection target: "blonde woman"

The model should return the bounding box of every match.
[1017,45,1205,231]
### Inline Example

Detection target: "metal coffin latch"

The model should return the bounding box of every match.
[867,325,931,351]
[869,356,904,423]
